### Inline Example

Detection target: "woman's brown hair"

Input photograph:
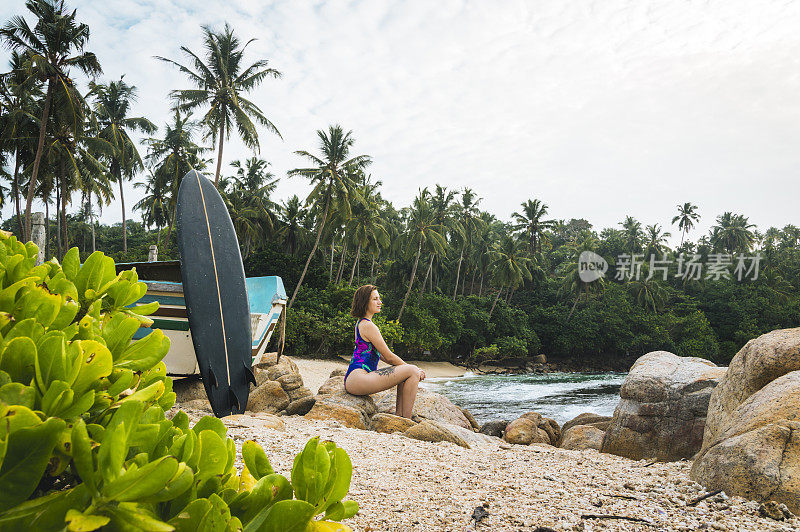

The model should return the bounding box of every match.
[351,285,377,318]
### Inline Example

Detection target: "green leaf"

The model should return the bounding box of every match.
[0,404,42,439]
[4,317,44,343]
[323,501,344,521]
[107,369,136,396]
[0,417,66,512]
[72,340,113,395]
[59,389,95,420]
[118,380,164,405]
[191,416,227,439]
[0,484,91,530]
[98,400,143,483]
[40,380,73,417]
[0,382,35,409]
[65,509,110,531]
[61,248,80,282]
[298,437,330,506]
[243,499,316,532]
[341,500,359,519]
[103,456,178,502]
[34,331,67,391]
[139,462,194,503]
[114,328,170,371]
[237,473,292,523]
[242,440,274,480]
[106,503,175,532]
[317,447,352,514]
[196,429,227,479]
[171,410,190,432]
[71,419,97,494]
[101,314,142,361]
[0,337,36,384]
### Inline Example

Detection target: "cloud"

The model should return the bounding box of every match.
[1,0,799,246]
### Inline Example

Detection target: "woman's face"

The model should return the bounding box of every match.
[368,290,382,314]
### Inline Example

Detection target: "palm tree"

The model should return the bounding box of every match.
[619,215,644,253]
[671,202,700,245]
[347,176,388,286]
[157,23,282,185]
[90,77,156,253]
[627,277,666,312]
[1,0,101,240]
[644,223,671,257]
[277,195,306,256]
[710,212,756,254]
[0,51,41,232]
[134,172,170,245]
[452,188,483,300]
[287,125,371,308]
[512,198,556,254]
[488,235,532,318]
[396,188,447,321]
[145,109,207,246]
[560,235,605,319]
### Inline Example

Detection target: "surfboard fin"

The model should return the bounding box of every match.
[208,368,218,388]
[229,388,242,412]
[244,365,257,386]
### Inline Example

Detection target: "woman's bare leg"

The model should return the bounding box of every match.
[344,364,417,396]
[395,379,405,417]
[399,373,420,418]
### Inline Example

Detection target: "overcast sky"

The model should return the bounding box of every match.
[1,0,799,246]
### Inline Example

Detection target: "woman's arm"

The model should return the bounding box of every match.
[361,321,405,365]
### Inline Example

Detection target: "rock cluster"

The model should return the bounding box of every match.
[503,412,561,446]
[172,353,317,415]
[691,327,800,514]
[305,371,502,449]
[600,351,726,461]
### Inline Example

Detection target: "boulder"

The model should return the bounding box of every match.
[369,413,418,434]
[318,389,377,418]
[173,378,207,403]
[533,428,552,444]
[305,401,367,429]
[479,420,509,438]
[277,373,303,391]
[247,381,290,413]
[374,387,472,430]
[329,368,348,378]
[285,396,316,416]
[520,411,543,426]
[402,419,501,449]
[223,413,285,431]
[539,417,561,446]
[287,385,313,402]
[503,417,538,445]
[601,351,726,461]
[318,376,345,396]
[701,328,800,446]
[266,356,300,381]
[561,413,612,435]
[533,354,547,364]
[561,425,605,451]
[460,408,480,431]
[691,367,800,513]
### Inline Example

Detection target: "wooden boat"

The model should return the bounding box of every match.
[116,260,287,377]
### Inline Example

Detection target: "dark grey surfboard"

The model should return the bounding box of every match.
[176,170,255,417]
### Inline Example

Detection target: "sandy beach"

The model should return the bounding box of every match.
[292,356,467,394]
[191,409,795,532]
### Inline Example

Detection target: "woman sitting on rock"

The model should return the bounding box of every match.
[343,284,425,418]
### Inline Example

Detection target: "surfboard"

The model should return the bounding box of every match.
[176,170,255,417]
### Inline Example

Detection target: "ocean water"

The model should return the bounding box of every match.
[420,372,626,426]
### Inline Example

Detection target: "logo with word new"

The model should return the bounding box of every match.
[578,251,608,282]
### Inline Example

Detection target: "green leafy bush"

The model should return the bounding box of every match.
[0,233,358,531]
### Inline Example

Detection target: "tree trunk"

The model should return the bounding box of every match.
[418,254,434,304]
[452,248,464,300]
[116,161,127,254]
[44,200,49,261]
[397,239,422,322]
[60,166,68,257]
[214,120,225,186]
[12,148,22,236]
[506,286,515,304]
[370,254,376,283]
[348,243,361,286]
[567,294,580,320]
[329,240,335,282]
[24,79,54,241]
[479,272,484,297]
[288,195,330,309]
[335,236,347,285]
[56,182,61,258]
[489,287,503,319]
[469,268,477,296]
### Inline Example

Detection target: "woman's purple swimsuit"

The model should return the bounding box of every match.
[344,318,379,384]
